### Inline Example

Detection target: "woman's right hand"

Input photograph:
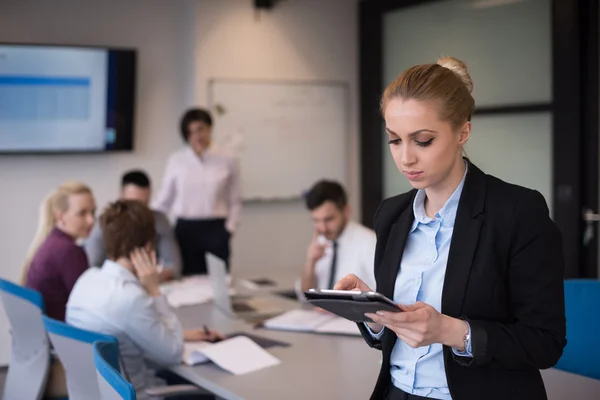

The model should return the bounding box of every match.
[333,274,373,292]
[334,274,383,334]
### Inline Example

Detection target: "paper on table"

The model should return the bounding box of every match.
[166,287,212,308]
[315,317,361,336]
[159,276,210,295]
[238,279,260,290]
[263,309,361,336]
[184,336,280,375]
[183,341,213,365]
[262,309,335,332]
[239,278,277,290]
[160,275,235,308]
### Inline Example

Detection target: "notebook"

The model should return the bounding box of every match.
[261,309,361,336]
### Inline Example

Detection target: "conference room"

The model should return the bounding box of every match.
[1,0,599,399]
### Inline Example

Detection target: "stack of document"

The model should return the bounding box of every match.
[160,275,235,308]
[262,309,361,336]
[182,336,281,375]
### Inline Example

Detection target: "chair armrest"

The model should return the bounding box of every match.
[146,384,208,398]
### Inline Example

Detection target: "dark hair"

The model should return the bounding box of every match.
[100,200,156,260]
[305,180,347,211]
[121,170,150,188]
[180,108,213,142]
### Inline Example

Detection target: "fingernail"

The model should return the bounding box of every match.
[376,311,386,316]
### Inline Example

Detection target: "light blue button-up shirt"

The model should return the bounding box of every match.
[371,163,471,399]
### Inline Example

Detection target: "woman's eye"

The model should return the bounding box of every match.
[416,138,434,147]
[388,138,401,145]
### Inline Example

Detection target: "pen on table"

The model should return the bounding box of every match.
[203,324,216,342]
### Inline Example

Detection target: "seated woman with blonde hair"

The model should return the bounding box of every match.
[23,181,96,321]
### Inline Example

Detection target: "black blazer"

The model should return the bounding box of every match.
[358,160,566,400]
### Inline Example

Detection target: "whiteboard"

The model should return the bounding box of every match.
[208,79,348,200]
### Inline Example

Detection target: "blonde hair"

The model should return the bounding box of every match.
[381,56,475,128]
[21,181,92,284]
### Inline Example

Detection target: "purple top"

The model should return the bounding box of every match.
[25,227,89,321]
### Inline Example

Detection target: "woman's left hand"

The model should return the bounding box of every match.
[365,302,467,349]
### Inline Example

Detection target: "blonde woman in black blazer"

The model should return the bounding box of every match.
[335,57,566,400]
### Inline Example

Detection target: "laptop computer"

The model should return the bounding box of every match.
[206,253,282,320]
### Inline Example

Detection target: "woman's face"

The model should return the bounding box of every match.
[55,193,96,240]
[384,97,470,191]
[187,120,212,154]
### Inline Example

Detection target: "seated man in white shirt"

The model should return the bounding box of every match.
[85,170,181,281]
[67,200,221,400]
[300,180,377,292]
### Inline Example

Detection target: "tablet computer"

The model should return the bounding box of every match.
[304,289,400,322]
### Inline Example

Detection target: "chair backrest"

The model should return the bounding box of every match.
[555,279,600,379]
[43,316,118,400]
[0,278,50,400]
[93,341,136,400]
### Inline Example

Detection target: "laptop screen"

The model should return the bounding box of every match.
[206,253,233,315]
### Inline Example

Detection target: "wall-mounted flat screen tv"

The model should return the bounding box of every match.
[0,43,136,153]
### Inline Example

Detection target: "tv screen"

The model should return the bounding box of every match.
[0,44,136,153]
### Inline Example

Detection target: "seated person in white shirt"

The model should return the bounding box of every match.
[84,170,181,282]
[67,200,222,400]
[300,180,377,292]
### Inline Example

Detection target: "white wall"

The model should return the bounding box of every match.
[0,0,195,366]
[191,0,360,270]
[0,0,359,364]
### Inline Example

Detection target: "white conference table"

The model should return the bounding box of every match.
[171,292,380,400]
[169,273,600,400]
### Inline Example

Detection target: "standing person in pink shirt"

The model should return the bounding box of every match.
[154,108,242,275]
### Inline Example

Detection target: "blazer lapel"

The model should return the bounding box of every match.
[379,203,414,299]
[441,160,486,317]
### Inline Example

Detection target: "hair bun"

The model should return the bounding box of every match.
[437,56,473,94]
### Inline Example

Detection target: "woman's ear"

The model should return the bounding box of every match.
[53,210,64,227]
[458,121,471,146]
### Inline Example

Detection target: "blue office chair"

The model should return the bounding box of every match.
[43,317,202,399]
[93,341,136,400]
[0,278,50,400]
[43,316,118,400]
[555,279,600,379]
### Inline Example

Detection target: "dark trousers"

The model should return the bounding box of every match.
[385,385,432,400]
[175,218,230,276]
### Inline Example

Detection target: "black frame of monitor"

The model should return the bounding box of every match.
[0,42,137,155]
